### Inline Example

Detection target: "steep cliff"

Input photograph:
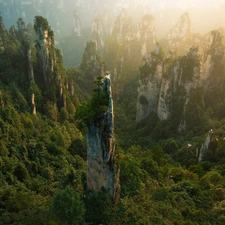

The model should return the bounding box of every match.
[17,18,34,84]
[80,41,105,95]
[73,10,81,36]
[104,9,156,92]
[91,10,113,53]
[136,12,225,133]
[136,44,164,122]
[92,18,104,52]
[33,16,73,109]
[201,30,225,107]
[137,44,201,131]
[134,14,156,56]
[197,130,213,162]
[86,75,120,202]
[34,16,55,86]
[168,12,191,53]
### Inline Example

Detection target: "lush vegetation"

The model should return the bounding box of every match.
[75,76,109,128]
[1,13,225,225]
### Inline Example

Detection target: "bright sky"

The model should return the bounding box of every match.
[136,0,225,9]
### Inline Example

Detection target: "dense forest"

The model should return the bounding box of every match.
[0,8,225,225]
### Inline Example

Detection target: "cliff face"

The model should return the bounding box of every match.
[34,16,55,85]
[91,10,113,53]
[197,130,213,162]
[168,12,191,51]
[104,10,156,88]
[136,45,163,122]
[87,75,120,202]
[137,45,201,129]
[136,12,225,132]
[17,18,35,84]
[73,10,81,36]
[92,18,104,52]
[201,30,225,94]
[137,14,156,56]
[80,41,105,94]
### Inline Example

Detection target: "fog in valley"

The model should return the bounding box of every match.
[1,0,225,38]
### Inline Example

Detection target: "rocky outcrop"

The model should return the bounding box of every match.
[73,10,81,36]
[17,18,35,84]
[136,45,163,122]
[197,130,213,162]
[31,93,36,115]
[27,47,35,84]
[80,41,105,93]
[136,12,225,132]
[104,10,156,88]
[201,30,225,86]
[168,12,191,50]
[92,18,104,52]
[87,75,120,202]
[136,46,201,128]
[135,14,156,56]
[34,16,55,85]
[91,10,113,53]
[111,8,129,42]
[17,18,28,40]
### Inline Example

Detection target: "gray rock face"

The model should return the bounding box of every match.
[136,46,201,129]
[92,18,104,52]
[73,10,81,36]
[34,19,55,85]
[168,12,191,49]
[201,30,225,87]
[197,130,213,162]
[17,18,35,84]
[136,12,225,132]
[27,47,35,84]
[87,75,120,202]
[136,47,163,122]
[17,18,28,40]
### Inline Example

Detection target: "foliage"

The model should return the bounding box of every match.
[75,76,109,128]
[84,188,114,225]
[139,45,164,81]
[50,186,85,225]
[1,12,225,225]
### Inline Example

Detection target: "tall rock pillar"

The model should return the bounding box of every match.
[87,75,120,202]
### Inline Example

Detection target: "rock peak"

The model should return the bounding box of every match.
[168,12,191,48]
[87,75,120,202]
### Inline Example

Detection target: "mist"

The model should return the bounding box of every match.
[1,0,225,38]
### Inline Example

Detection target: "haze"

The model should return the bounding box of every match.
[1,0,225,37]
[115,0,225,37]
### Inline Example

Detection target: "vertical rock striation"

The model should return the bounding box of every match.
[87,75,120,202]
[197,130,213,162]
[17,18,35,84]
[168,12,191,52]
[136,44,164,122]
[92,17,104,52]
[34,16,55,86]
[136,45,201,131]
[136,12,225,132]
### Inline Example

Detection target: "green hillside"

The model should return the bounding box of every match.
[0,14,225,225]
